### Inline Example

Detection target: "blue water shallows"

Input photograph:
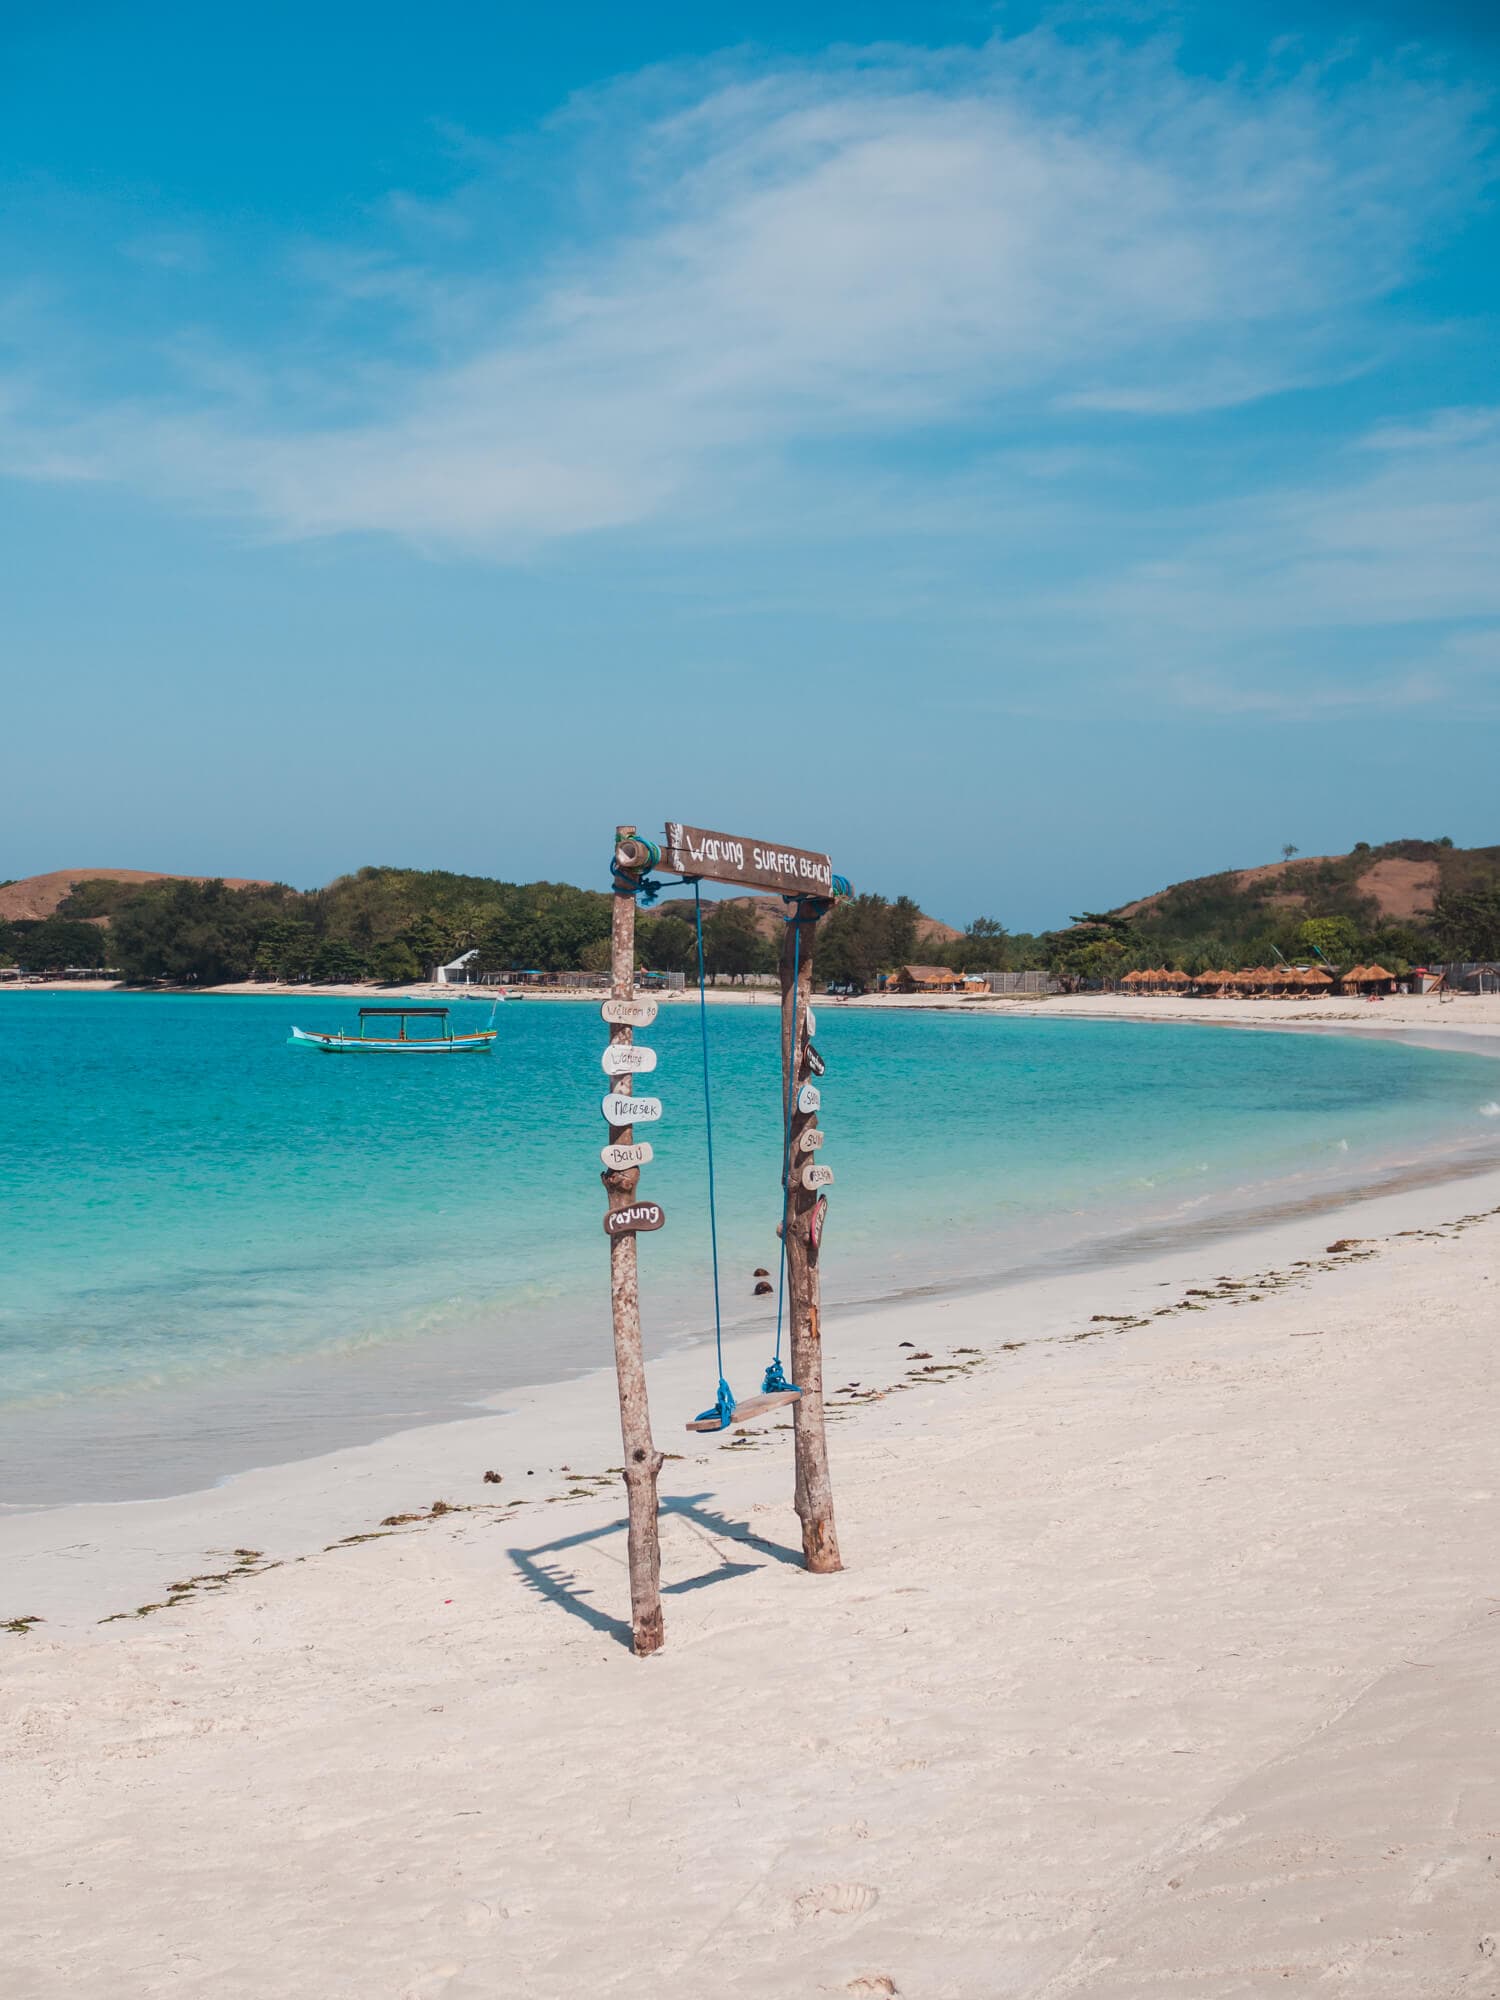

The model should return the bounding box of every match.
[1,993,1496,1501]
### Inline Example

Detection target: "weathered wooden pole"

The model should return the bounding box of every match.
[780,901,843,1573]
[603,827,666,1655]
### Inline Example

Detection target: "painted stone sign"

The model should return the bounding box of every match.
[797,1126,824,1153]
[601,1141,653,1171]
[796,1082,821,1115]
[603,1201,666,1238]
[600,1043,657,1074]
[801,1162,835,1190]
[809,1195,829,1249]
[662,821,835,898]
[803,1044,826,1077]
[601,997,658,1027]
[602,1093,662,1125]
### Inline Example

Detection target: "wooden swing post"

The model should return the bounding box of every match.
[780,901,843,1574]
[603,826,666,1656]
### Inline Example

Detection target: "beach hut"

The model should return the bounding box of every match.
[886,964,967,995]
[1348,962,1395,995]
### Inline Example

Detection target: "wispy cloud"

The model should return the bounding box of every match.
[0,34,1487,553]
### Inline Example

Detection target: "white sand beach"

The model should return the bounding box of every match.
[6,1146,1500,1997]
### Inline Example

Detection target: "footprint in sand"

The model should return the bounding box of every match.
[846,1979,898,1998]
[793,1882,879,1924]
[402,1964,468,2000]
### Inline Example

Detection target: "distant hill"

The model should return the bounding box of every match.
[0,868,272,925]
[1110,839,1500,944]
[651,892,962,946]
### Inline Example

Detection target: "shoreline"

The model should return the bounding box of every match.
[4,1052,1499,1519]
[3,1006,1499,1522]
[6,1163,1500,1994]
[7,1153,1500,1640]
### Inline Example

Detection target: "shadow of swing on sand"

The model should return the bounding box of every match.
[506,1493,803,1651]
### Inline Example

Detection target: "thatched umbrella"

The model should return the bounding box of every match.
[1301,964,1334,987]
[1364,963,1393,983]
[1343,964,1369,986]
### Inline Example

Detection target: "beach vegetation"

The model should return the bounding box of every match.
[23,834,1500,989]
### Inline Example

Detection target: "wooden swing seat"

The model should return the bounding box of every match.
[685,1389,801,1433]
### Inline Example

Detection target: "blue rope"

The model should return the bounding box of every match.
[768,905,805,1397]
[691,883,734,1430]
[611,858,663,904]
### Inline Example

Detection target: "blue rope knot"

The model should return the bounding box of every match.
[761,1355,799,1396]
[695,1376,738,1431]
[610,858,664,904]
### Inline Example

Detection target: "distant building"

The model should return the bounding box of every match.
[883,964,968,994]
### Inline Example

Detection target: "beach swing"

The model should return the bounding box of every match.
[684,881,804,1435]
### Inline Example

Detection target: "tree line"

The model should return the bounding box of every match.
[3,848,1498,987]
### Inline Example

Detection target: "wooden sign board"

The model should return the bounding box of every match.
[796,1082,821,1115]
[601,1044,657,1074]
[803,1045,826,1077]
[797,1125,824,1153]
[809,1194,828,1249]
[601,1141,653,1171]
[801,1162,835,1190]
[662,822,835,898]
[601,997,658,1027]
[604,1202,665,1238]
[602,1093,662,1125]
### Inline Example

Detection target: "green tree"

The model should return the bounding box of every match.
[702,902,770,980]
[1433,888,1500,960]
[886,895,921,966]
[948,915,1010,974]
[10,917,110,970]
[310,937,371,983]
[637,915,697,974]
[371,941,422,983]
[1295,915,1359,963]
[817,894,895,991]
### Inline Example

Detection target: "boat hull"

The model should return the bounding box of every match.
[289,1026,498,1053]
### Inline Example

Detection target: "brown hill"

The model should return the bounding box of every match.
[651,892,961,945]
[1112,839,1500,941]
[0,868,272,924]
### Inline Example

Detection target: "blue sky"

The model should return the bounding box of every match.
[2,0,1497,928]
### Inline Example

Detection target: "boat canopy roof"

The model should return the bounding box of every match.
[358,1006,449,1018]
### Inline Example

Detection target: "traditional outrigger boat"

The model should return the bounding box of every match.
[289,1005,498,1054]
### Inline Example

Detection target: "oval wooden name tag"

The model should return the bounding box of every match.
[604,1201,665,1237]
[601,997,658,1027]
[809,1194,828,1248]
[796,1082,821,1115]
[801,1162,835,1190]
[600,1043,657,1074]
[803,1044,826,1077]
[602,1093,662,1125]
[601,1141,653,1171]
[797,1126,824,1153]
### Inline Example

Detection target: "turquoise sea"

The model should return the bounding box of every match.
[3,993,1498,1504]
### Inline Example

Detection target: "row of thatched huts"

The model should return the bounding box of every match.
[1119,965,1396,996]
